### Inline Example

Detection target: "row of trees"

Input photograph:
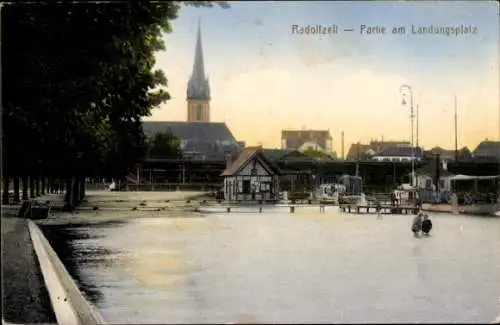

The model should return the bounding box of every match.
[1,2,226,210]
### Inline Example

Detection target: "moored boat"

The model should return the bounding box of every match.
[422,174,500,216]
[315,183,343,205]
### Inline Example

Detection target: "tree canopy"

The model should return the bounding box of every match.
[301,149,337,161]
[1,1,229,207]
[147,131,183,159]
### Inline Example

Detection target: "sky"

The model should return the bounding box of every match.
[148,1,500,153]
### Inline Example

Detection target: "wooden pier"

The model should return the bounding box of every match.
[196,204,336,214]
[340,204,419,215]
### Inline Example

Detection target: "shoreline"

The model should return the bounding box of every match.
[2,190,206,227]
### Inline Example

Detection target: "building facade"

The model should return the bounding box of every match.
[281,129,333,153]
[346,140,410,161]
[371,146,423,162]
[473,140,500,161]
[221,147,282,202]
[424,146,473,162]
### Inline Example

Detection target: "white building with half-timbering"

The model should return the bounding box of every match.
[221,147,282,202]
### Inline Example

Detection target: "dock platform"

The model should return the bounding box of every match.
[340,204,419,215]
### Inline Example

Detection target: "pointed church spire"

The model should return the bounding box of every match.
[193,18,205,79]
[187,18,210,101]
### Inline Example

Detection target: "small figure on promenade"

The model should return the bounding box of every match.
[421,214,433,235]
[411,212,423,237]
[376,200,382,219]
[391,191,397,206]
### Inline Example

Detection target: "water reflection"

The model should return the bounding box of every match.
[43,211,500,324]
[41,220,127,305]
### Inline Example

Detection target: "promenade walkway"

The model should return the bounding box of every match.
[1,190,203,324]
[1,212,56,324]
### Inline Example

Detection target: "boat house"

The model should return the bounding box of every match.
[221,147,282,202]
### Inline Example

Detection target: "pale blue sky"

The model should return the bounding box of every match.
[150,1,499,152]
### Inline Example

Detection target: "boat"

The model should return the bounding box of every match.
[422,174,499,216]
[456,203,500,216]
[336,174,368,206]
[315,183,344,205]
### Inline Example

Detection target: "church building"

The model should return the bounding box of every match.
[186,21,211,122]
[143,20,242,161]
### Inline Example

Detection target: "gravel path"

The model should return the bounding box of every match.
[1,213,56,323]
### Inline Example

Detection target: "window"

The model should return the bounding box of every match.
[196,104,203,121]
[242,180,251,194]
[251,168,257,176]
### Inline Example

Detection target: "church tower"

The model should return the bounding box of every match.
[186,19,211,122]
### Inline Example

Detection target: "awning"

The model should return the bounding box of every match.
[449,174,500,181]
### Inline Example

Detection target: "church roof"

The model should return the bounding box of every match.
[143,121,235,142]
[142,121,241,161]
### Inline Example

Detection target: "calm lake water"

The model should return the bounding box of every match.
[42,208,500,324]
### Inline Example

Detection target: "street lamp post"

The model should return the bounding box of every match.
[400,85,415,188]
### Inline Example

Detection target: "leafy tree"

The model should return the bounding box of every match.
[148,131,183,159]
[2,1,229,208]
[302,149,337,161]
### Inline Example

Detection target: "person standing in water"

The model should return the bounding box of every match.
[421,214,433,235]
[411,213,423,237]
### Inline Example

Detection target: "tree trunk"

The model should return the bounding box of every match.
[2,176,10,205]
[80,178,85,201]
[22,176,29,201]
[73,178,81,205]
[35,176,40,197]
[64,177,74,211]
[29,176,35,198]
[13,177,20,203]
[60,180,65,195]
[72,179,77,205]
[47,178,52,193]
[52,179,58,194]
[41,177,46,195]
